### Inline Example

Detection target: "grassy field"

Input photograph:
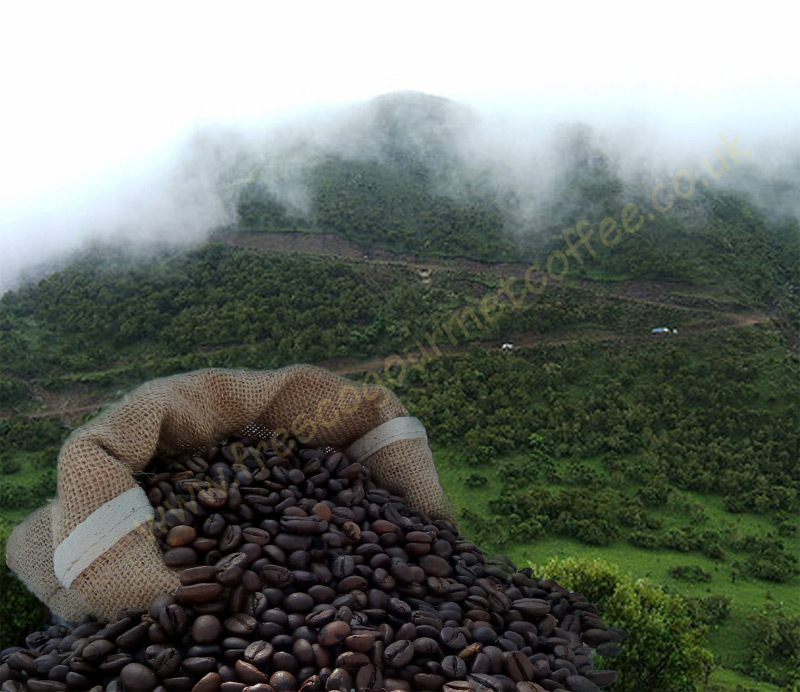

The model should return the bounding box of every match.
[433,444,799,692]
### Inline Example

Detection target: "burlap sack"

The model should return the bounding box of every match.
[6,365,452,622]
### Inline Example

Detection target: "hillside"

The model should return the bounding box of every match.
[222,93,799,318]
[1,92,799,691]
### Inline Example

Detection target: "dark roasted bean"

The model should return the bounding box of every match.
[2,434,621,692]
[224,614,257,637]
[192,615,222,644]
[177,582,224,604]
[384,639,415,667]
[317,621,350,647]
[192,672,222,692]
[120,663,158,690]
[163,546,198,568]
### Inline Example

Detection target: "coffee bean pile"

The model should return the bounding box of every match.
[1,437,625,692]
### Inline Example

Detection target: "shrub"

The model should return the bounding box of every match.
[0,458,21,474]
[740,540,800,583]
[525,555,714,692]
[0,417,68,452]
[464,473,489,489]
[686,594,732,626]
[0,376,28,409]
[744,602,800,688]
[628,530,660,549]
[0,521,51,649]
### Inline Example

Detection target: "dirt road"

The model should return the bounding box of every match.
[1,232,770,423]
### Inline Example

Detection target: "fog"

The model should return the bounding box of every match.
[1,84,798,295]
[1,3,798,294]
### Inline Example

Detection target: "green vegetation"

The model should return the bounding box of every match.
[745,602,800,689]
[0,97,797,688]
[526,556,714,692]
[0,418,63,520]
[309,156,514,259]
[401,331,798,528]
[418,332,798,690]
[227,99,800,325]
[0,519,50,650]
[0,244,701,408]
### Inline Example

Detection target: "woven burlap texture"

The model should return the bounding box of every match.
[6,365,452,621]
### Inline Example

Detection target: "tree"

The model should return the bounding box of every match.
[526,556,714,692]
[745,602,800,689]
[0,521,50,649]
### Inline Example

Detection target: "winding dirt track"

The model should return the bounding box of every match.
[3,233,771,422]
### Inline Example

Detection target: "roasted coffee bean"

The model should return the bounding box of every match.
[414,636,441,656]
[198,487,228,510]
[242,527,270,546]
[235,660,270,685]
[2,434,621,692]
[330,555,354,579]
[165,508,194,529]
[261,565,294,587]
[242,640,274,669]
[159,604,189,636]
[341,521,361,541]
[468,673,505,692]
[513,598,550,619]
[565,675,601,692]
[224,614,258,637]
[203,513,227,537]
[192,672,223,692]
[333,650,369,669]
[27,681,68,691]
[305,607,336,629]
[152,646,182,678]
[271,670,298,691]
[312,503,333,522]
[318,621,350,647]
[163,546,198,568]
[219,525,243,552]
[324,667,351,691]
[505,650,535,682]
[443,682,476,692]
[216,551,249,571]
[227,584,245,615]
[166,524,197,547]
[192,615,222,644]
[354,663,382,692]
[116,622,149,649]
[442,654,468,679]
[418,554,452,578]
[177,582,224,604]
[120,663,158,690]
[182,657,217,676]
[531,659,551,680]
[344,632,374,652]
[384,639,415,667]
[217,564,245,587]
[283,592,315,614]
[244,591,269,618]
[98,653,133,674]
[81,639,113,662]
[180,565,220,585]
[336,574,367,592]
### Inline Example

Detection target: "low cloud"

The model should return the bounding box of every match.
[1,88,797,295]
